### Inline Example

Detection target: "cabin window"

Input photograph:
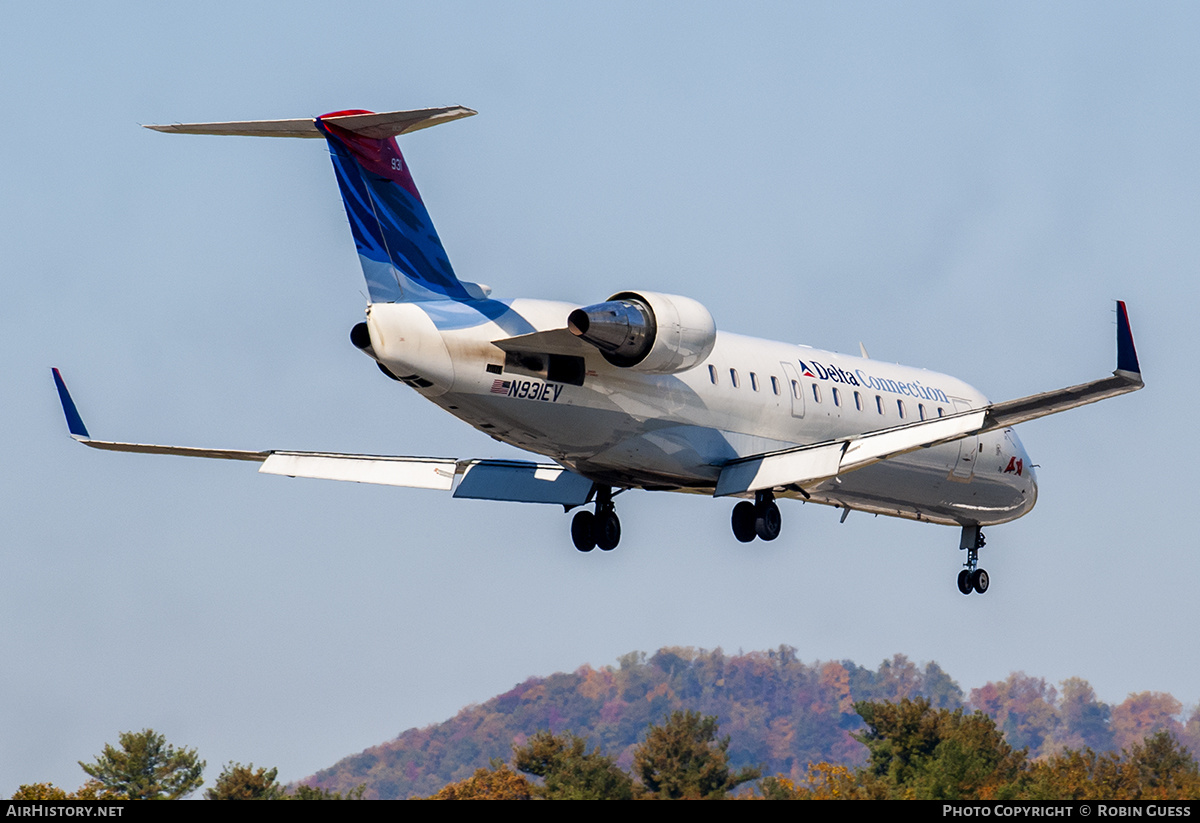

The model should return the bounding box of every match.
[708,365,718,385]
[730,368,740,388]
[919,403,926,420]
[771,376,780,395]
[854,391,863,411]
[876,395,884,415]
[897,399,906,419]
[937,407,945,417]
[791,380,800,399]
[812,384,821,403]
[833,387,841,407]
[750,372,760,392]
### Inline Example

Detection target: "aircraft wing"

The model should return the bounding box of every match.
[50,369,594,506]
[716,301,1143,496]
[715,408,988,496]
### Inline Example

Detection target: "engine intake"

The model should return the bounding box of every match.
[568,290,716,374]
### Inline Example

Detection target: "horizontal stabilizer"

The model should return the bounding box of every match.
[144,106,476,139]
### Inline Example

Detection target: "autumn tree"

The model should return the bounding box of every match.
[633,710,759,799]
[1023,731,1200,800]
[205,762,284,800]
[1124,730,1200,799]
[854,698,1025,799]
[289,783,366,800]
[512,731,634,799]
[79,729,204,800]
[11,782,116,801]
[427,764,533,800]
[970,672,1059,756]
[1111,692,1184,752]
[1053,677,1114,753]
[757,763,858,799]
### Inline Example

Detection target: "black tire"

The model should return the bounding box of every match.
[732,501,757,543]
[957,569,973,595]
[971,568,989,594]
[596,511,621,551]
[571,510,596,552]
[755,499,782,541]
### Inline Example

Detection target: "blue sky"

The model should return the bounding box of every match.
[3,1,1198,794]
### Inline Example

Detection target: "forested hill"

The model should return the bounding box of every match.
[304,647,1200,799]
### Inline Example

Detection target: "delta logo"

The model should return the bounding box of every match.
[798,359,859,385]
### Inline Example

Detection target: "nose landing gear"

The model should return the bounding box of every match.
[571,486,621,552]
[957,525,989,594]
[731,491,781,543]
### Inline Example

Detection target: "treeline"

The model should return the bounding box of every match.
[12,729,363,801]
[428,700,1200,800]
[14,700,1200,800]
[17,649,1197,800]
[306,647,1200,798]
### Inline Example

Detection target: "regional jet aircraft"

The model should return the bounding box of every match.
[52,107,1144,595]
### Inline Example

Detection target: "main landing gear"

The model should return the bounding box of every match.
[571,486,621,552]
[731,491,781,543]
[957,525,989,595]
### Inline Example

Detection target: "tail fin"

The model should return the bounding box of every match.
[146,106,482,303]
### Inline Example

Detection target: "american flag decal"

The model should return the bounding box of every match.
[490,379,511,395]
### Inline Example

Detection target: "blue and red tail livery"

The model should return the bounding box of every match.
[143,106,479,303]
[316,110,470,303]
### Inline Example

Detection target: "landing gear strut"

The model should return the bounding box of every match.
[731,491,781,543]
[571,486,621,552]
[957,525,989,594]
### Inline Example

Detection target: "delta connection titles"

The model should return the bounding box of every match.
[943,807,1191,817]
[799,359,950,404]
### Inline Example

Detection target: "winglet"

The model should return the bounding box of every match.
[1115,300,1141,377]
[51,368,90,439]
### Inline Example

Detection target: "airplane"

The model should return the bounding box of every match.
[51,106,1144,595]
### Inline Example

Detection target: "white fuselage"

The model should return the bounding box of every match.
[365,298,1037,527]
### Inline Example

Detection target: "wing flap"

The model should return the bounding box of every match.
[843,410,988,468]
[260,452,457,490]
[714,442,845,497]
[453,460,594,505]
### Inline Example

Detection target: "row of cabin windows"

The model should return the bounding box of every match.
[708,364,946,420]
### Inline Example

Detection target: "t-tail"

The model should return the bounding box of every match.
[145,107,487,303]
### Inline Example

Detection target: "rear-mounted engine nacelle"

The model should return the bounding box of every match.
[568,290,716,374]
